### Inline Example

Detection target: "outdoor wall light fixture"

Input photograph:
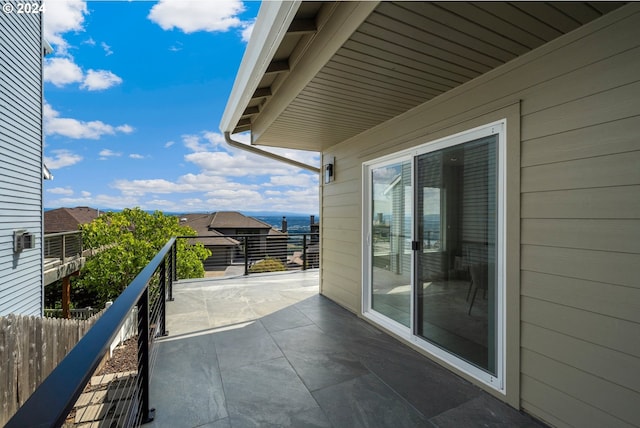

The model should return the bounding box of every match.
[324,157,334,184]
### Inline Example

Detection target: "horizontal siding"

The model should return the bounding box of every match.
[521,271,640,323]
[521,150,640,192]
[0,1,43,317]
[521,219,640,254]
[320,4,640,426]
[521,245,638,289]
[521,296,639,358]
[521,115,640,167]
[521,185,640,219]
[522,349,639,424]
[521,375,636,428]
[521,323,640,394]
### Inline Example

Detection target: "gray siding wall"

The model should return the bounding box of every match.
[0,3,44,316]
[320,4,640,427]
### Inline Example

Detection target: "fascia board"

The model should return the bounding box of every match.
[219,0,302,134]
[251,1,379,145]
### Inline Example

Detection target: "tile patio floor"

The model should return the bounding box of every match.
[148,270,544,428]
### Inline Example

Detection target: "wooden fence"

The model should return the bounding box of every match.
[0,311,104,426]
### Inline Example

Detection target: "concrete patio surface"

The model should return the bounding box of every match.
[148,270,544,428]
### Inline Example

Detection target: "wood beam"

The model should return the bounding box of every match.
[234,124,252,133]
[288,18,317,34]
[237,118,252,127]
[243,106,260,116]
[253,87,272,98]
[265,60,290,74]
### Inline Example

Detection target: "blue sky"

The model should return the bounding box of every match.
[43,0,320,214]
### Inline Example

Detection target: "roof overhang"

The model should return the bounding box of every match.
[220,1,626,152]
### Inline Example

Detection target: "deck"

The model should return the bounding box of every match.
[148,270,543,427]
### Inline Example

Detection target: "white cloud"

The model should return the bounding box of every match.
[129,154,144,159]
[43,0,88,53]
[165,141,175,148]
[268,174,318,188]
[183,134,210,152]
[99,149,122,159]
[44,102,134,139]
[44,57,83,87]
[101,42,113,56]
[97,129,319,213]
[44,149,83,169]
[148,0,245,34]
[116,125,134,134]
[241,20,255,42]
[81,69,123,91]
[48,194,140,209]
[47,187,74,196]
[81,191,91,197]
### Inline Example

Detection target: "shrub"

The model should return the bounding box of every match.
[249,257,286,273]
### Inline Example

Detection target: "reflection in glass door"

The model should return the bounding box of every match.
[370,160,412,327]
[415,135,498,374]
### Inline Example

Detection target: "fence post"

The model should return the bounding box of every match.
[243,236,249,276]
[302,234,307,271]
[159,258,168,337]
[137,288,155,424]
[168,240,176,301]
[62,234,66,261]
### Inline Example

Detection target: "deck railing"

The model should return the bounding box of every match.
[188,232,319,276]
[5,238,177,428]
[44,230,83,264]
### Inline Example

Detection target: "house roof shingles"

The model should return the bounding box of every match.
[44,207,101,233]
[208,211,274,230]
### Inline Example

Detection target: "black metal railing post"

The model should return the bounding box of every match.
[244,236,249,276]
[159,258,167,337]
[302,234,307,271]
[137,287,155,424]
[168,241,176,301]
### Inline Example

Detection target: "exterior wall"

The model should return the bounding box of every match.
[0,4,44,316]
[320,4,640,427]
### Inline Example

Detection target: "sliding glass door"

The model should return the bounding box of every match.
[415,135,498,375]
[369,159,412,327]
[364,122,504,386]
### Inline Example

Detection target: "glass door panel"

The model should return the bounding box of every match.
[371,160,412,327]
[415,135,498,374]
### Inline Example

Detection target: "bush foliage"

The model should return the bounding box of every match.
[248,257,286,273]
[77,208,211,305]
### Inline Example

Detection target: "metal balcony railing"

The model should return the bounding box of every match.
[185,232,319,276]
[6,238,177,427]
[44,230,83,266]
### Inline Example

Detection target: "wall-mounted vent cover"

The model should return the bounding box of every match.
[14,230,35,252]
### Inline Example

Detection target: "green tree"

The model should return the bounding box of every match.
[78,208,211,304]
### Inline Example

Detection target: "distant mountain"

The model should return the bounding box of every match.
[44,207,319,219]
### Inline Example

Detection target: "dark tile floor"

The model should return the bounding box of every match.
[148,272,545,428]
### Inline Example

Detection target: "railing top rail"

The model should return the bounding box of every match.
[177,232,318,239]
[6,237,177,428]
[44,230,83,238]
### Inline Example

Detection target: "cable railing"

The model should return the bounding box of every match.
[5,238,177,428]
[185,232,319,276]
[44,231,83,265]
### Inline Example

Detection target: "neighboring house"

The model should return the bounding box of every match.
[220,2,639,427]
[180,211,287,270]
[0,3,49,316]
[44,207,102,233]
[178,214,241,270]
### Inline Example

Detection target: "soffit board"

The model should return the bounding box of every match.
[235,1,625,151]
